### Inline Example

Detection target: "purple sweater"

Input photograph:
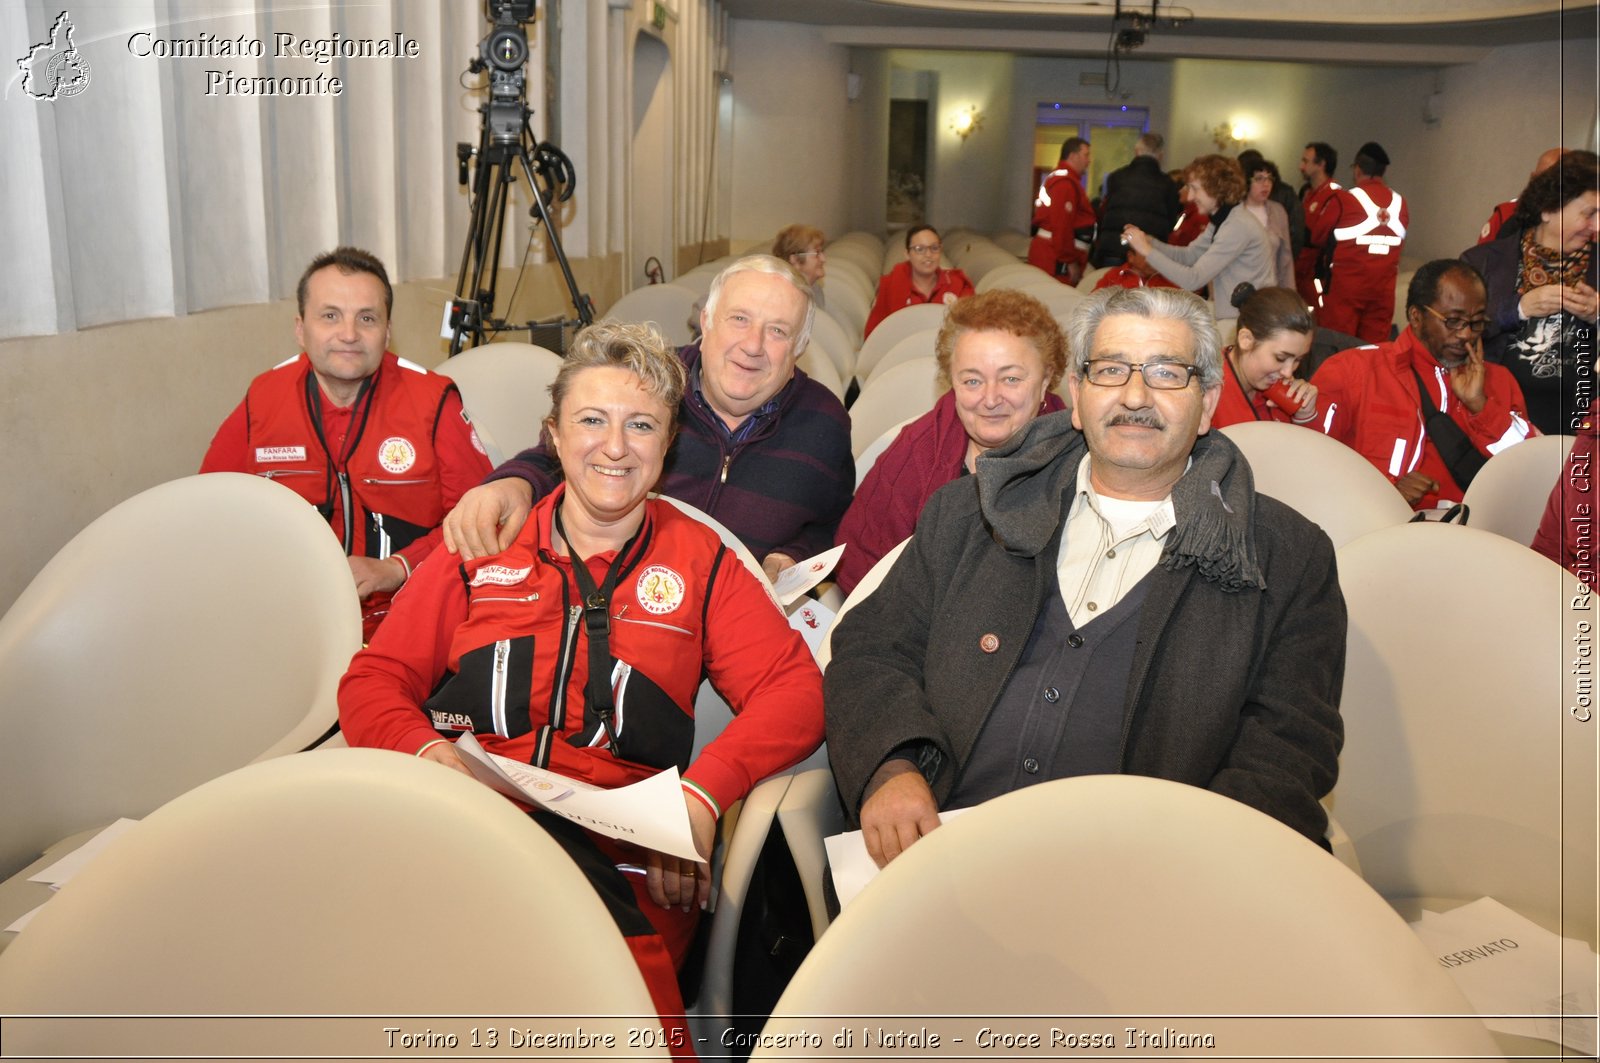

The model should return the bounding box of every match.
[490,342,854,562]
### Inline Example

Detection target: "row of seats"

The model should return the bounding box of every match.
[0,753,1506,1060]
[0,452,1588,1055]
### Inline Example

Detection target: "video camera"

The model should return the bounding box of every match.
[471,0,536,144]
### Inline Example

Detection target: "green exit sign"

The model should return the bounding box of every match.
[652,2,668,30]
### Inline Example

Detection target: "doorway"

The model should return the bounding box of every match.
[630,32,673,288]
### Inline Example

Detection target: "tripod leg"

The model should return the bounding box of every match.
[516,151,594,326]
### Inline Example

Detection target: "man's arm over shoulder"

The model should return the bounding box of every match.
[1207,499,1345,845]
[392,388,496,574]
[824,479,975,820]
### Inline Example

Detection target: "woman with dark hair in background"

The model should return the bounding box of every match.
[1461,150,1599,434]
[1242,159,1296,289]
[863,224,975,337]
[1210,283,1319,429]
[1122,154,1276,323]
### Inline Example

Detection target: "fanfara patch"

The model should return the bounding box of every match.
[636,565,686,615]
[377,436,417,474]
[255,446,306,463]
[471,564,534,587]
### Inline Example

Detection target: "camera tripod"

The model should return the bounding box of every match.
[447,103,594,356]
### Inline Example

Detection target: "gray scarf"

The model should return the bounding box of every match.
[976,411,1265,592]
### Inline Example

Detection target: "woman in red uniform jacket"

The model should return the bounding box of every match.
[1211,283,1321,429]
[864,225,975,337]
[340,322,824,1057]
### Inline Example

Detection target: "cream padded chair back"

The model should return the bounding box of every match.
[820,257,875,305]
[1014,276,1088,320]
[849,358,945,458]
[0,473,362,880]
[818,277,869,342]
[1333,522,1594,944]
[992,229,1032,257]
[821,241,880,284]
[1461,433,1573,546]
[854,302,948,381]
[805,310,857,380]
[1220,420,1414,548]
[796,348,845,402]
[436,341,565,466]
[602,283,701,348]
[975,261,1054,294]
[863,327,939,387]
[855,418,916,488]
[0,749,667,1055]
[817,538,910,672]
[756,775,1498,1060]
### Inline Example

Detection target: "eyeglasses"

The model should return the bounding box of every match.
[1083,359,1200,390]
[1420,304,1488,335]
[793,249,825,259]
[908,244,942,256]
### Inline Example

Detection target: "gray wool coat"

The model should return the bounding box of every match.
[823,412,1346,845]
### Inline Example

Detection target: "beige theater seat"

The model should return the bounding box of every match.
[1220,420,1414,548]
[436,340,565,466]
[755,775,1500,1062]
[0,749,668,1057]
[1332,522,1596,947]
[0,473,362,946]
[1461,432,1575,547]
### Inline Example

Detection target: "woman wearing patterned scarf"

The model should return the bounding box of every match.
[1463,150,1599,435]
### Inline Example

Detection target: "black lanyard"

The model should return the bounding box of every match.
[302,370,376,517]
[553,504,645,759]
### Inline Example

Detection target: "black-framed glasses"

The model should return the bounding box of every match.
[1421,304,1488,335]
[1083,360,1201,390]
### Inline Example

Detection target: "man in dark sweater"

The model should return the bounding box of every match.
[825,287,1345,865]
[442,255,854,580]
[1090,132,1181,269]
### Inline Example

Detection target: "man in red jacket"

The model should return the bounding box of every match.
[1296,141,1342,309]
[201,247,491,638]
[1313,259,1537,510]
[1476,146,1565,245]
[1028,137,1097,285]
[1319,141,1409,344]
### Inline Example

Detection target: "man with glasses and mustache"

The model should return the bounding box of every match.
[1313,259,1537,510]
[826,286,1346,866]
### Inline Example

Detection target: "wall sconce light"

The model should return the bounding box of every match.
[1207,116,1259,153]
[950,105,985,143]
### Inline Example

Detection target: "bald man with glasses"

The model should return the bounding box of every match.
[1313,259,1538,510]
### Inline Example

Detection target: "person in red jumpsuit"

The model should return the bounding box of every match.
[1296,141,1342,309]
[201,247,491,640]
[1028,136,1097,284]
[1318,142,1409,344]
[1477,147,1565,245]
[1313,259,1537,510]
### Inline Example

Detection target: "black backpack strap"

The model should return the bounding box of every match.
[1410,368,1487,491]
